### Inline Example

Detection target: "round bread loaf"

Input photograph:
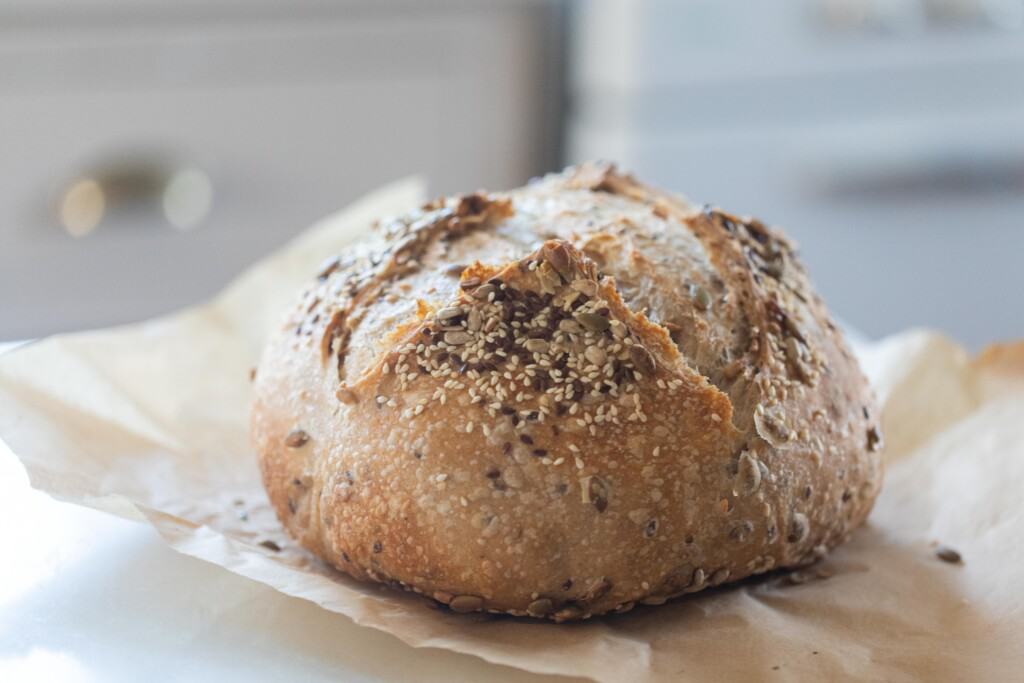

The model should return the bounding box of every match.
[251,162,883,620]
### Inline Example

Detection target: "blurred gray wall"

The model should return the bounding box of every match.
[0,0,565,339]
[567,0,1024,349]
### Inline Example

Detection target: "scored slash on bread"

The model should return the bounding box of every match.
[251,162,883,620]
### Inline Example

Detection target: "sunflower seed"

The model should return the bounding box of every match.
[544,243,572,280]
[527,598,554,616]
[754,406,791,447]
[709,568,731,586]
[570,279,598,297]
[584,346,607,366]
[472,284,497,300]
[788,512,810,543]
[867,426,883,452]
[444,330,472,345]
[684,568,706,593]
[537,262,562,292]
[284,430,309,448]
[553,605,584,622]
[629,345,656,375]
[640,595,667,605]
[580,475,609,512]
[643,518,659,538]
[729,520,754,542]
[558,319,584,334]
[436,306,463,321]
[735,451,762,496]
[448,595,484,613]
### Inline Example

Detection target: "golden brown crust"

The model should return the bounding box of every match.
[251,162,883,620]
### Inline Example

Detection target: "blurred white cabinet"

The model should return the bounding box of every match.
[0,1,563,338]
[567,0,1024,348]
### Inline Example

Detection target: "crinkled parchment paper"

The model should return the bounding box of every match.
[2,179,1023,682]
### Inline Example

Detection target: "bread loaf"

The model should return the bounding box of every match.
[251,162,883,620]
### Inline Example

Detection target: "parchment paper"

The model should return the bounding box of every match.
[2,179,1023,682]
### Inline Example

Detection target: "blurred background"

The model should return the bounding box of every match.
[2,0,1022,348]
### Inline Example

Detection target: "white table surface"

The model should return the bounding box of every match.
[0,340,576,683]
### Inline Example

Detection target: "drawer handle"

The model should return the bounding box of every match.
[59,157,213,237]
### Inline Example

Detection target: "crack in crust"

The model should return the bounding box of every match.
[311,193,513,379]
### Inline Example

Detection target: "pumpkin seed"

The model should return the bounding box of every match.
[524,339,550,354]
[575,312,610,332]
[690,284,712,311]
